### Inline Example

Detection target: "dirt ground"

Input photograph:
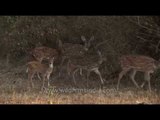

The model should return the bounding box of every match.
[0,60,160,104]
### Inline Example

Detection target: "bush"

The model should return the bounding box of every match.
[0,16,159,73]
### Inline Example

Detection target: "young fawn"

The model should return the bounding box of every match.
[27,46,61,79]
[27,57,54,90]
[68,50,106,86]
[58,35,94,76]
[117,55,160,92]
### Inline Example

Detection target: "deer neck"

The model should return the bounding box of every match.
[49,64,53,68]
[98,58,103,65]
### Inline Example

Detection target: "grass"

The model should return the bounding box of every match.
[0,87,159,104]
[0,61,160,104]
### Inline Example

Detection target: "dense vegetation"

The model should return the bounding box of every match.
[0,16,160,76]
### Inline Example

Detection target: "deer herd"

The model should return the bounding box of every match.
[26,36,160,92]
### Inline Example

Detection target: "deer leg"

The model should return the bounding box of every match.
[28,72,35,88]
[59,56,66,77]
[80,68,83,76]
[93,68,104,85]
[37,72,41,80]
[117,68,130,90]
[130,69,140,88]
[41,75,46,90]
[144,72,151,92]
[26,67,28,73]
[67,60,71,76]
[6,53,10,67]
[141,72,151,89]
[141,81,147,88]
[86,70,91,87]
[47,74,51,87]
[72,68,79,85]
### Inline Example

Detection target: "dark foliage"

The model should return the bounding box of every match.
[0,16,160,74]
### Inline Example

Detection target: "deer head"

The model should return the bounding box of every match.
[81,35,94,51]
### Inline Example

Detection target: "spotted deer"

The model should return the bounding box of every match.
[58,35,94,76]
[26,57,54,90]
[68,50,106,86]
[27,46,61,79]
[28,46,60,62]
[117,55,160,92]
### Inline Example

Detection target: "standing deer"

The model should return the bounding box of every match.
[68,50,106,86]
[117,55,160,92]
[58,35,94,76]
[27,57,54,90]
[27,46,61,80]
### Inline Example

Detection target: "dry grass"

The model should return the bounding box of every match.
[0,61,160,104]
[0,87,159,104]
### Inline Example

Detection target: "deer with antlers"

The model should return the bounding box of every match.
[117,55,160,92]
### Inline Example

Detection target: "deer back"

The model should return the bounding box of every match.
[120,55,157,71]
[30,46,59,62]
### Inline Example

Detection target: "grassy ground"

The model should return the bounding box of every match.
[0,60,160,104]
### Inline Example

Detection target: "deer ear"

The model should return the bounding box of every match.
[90,36,94,41]
[88,36,94,47]
[81,36,86,42]
[58,39,63,48]
[97,50,102,56]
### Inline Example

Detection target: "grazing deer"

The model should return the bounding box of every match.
[58,35,94,76]
[26,57,54,90]
[68,50,106,86]
[117,55,160,92]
